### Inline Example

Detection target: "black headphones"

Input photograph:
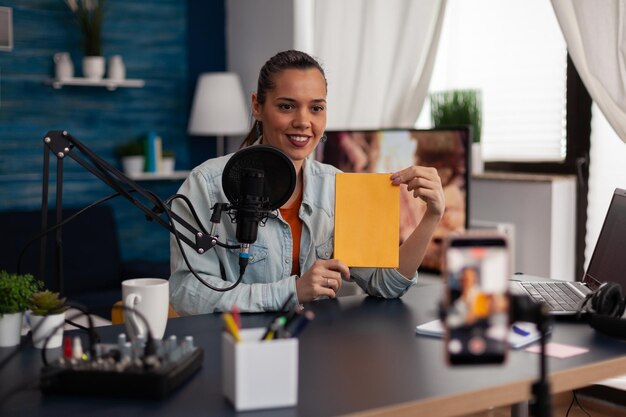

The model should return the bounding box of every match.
[580,282,626,340]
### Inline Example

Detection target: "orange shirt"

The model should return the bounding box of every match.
[279,190,303,276]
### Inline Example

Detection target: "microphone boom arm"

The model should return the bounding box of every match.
[41,130,229,293]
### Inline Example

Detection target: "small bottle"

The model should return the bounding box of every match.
[54,52,74,80]
[107,55,126,81]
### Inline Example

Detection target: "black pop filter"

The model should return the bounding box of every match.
[222,145,296,210]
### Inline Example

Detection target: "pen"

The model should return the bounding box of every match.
[259,294,295,341]
[262,316,287,341]
[512,324,530,336]
[286,310,315,338]
[222,313,241,342]
[281,309,302,331]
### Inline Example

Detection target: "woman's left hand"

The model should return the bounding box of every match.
[391,166,445,218]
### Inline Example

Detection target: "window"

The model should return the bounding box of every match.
[417,0,568,163]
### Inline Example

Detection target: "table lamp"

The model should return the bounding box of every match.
[188,72,249,156]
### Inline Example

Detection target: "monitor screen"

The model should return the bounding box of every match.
[316,128,471,273]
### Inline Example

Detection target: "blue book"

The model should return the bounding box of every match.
[145,132,159,173]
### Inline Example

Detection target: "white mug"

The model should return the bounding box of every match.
[122,278,169,340]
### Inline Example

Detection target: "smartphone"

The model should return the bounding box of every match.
[442,231,511,365]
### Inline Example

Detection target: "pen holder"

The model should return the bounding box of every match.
[222,327,298,411]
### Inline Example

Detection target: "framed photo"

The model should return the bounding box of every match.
[0,7,13,52]
[317,128,471,274]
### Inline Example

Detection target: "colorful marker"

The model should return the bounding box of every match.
[222,312,241,342]
[231,305,241,329]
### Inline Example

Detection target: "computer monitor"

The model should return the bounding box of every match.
[316,127,471,273]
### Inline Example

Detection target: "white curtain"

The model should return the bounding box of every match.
[552,0,626,390]
[551,0,626,144]
[313,0,446,129]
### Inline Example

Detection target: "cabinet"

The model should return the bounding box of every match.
[470,172,576,281]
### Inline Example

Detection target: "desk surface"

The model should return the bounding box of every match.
[1,282,626,417]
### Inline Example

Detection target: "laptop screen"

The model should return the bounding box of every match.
[584,188,626,291]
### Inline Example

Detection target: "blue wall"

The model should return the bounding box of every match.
[0,0,226,263]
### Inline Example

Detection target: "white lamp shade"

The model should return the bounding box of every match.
[188,72,249,136]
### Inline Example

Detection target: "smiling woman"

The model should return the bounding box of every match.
[251,67,327,174]
[168,50,445,315]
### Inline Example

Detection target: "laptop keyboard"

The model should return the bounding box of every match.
[520,281,584,312]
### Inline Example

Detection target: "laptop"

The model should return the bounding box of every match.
[511,188,626,315]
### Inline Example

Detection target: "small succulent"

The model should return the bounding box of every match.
[29,290,69,316]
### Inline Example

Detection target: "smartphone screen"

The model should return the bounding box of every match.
[443,234,510,365]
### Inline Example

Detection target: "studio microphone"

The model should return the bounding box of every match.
[222,145,296,276]
[234,168,269,272]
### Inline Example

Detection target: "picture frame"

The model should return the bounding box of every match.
[0,7,13,52]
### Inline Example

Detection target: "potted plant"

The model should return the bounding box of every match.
[430,89,483,174]
[65,0,106,80]
[0,270,43,347]
[160,150,176,174]
[28,290,69,349]
[115,140,145,176]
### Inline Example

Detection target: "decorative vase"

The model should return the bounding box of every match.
[30,312,66,349]
[121,156,145,176]
[54,52,74,80]
[160,157,175,174]
[107,55,126,81]
[0,312,24,347]
[82,56,105,80]
[472,142,484,175]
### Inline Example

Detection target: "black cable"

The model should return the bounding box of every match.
[20,185,243,297]
[17,191,128,275]
[0,309,90,372]
[566,392,576,416]
[38,304,155,366]
[38,130,249,294]
[165,195,238,249]
[565,390,592,417]
[574,390,592,417]
[163,195,247,292]
[163,193,210,236]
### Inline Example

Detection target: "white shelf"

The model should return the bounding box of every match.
[127,171,189,181]
[46,77,145,91]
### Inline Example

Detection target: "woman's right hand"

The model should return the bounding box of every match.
[296,259,350,303]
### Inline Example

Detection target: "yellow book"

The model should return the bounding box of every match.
[334,173,399,268]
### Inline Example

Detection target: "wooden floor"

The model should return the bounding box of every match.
[463,392,626,417]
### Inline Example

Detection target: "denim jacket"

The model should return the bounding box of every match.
[169,154,417,314]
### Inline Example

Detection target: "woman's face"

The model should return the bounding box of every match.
[252,68,327,172]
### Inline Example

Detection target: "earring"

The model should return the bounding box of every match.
[321,133,327,143]
[255,120,262,139]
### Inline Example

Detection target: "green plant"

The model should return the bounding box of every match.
[28,290,69,316]
[115,140,144,158]
[0,270,43,317]
[65,0,106,56]
[430,89,482,143]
